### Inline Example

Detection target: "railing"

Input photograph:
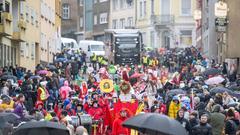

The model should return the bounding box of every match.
[151,15,175,25]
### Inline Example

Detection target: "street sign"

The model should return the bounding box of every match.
[216,26,227,32]
[215,18,228,26]
[215,1,228,18]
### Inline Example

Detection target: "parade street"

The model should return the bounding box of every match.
[1,0,240,135]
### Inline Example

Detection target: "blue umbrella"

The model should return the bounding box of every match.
[54,58,68,63]
[29,75,42,80]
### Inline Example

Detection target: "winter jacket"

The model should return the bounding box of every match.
[189,118,199,128]
[192,123,212,135]
[60,81,72,101]
[176,117,192,134]
[225,118,240,135]
[13,102,25,119]
[112,117,130,135]
[168,101,181,119]
[209,112,225,135]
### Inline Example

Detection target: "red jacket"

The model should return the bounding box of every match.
[112,117,130,135]
[88,107,104,120]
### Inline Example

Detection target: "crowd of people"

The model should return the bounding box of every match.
[1,47,240,135]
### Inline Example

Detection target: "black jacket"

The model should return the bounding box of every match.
[189,118,199,128]
[192,123,212,135]
[225,118,240,135]
[176,117,192,134]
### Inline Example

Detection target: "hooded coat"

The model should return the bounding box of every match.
[60,81,72,101]
[112,108,131,135]
[209,105,225,135]
[168,100,181,119]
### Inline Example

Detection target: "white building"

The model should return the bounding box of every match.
[109,0,136,29]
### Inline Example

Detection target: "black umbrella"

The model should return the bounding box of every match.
[203,68,221,76]
[47,65,57,71]
[0,113,20,126]
[0,75,17,81]
[13,121,69,135]
[210,87,234,95]
[123,113,187,135]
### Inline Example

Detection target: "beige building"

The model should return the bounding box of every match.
[109,0,136,29]
[0,0,14,68]
[12,0,41,70]
[40,0,58,64]
[136,0,196,48]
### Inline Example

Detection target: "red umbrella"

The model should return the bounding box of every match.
[130,72,144,79]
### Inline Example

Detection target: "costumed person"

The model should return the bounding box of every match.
[37,81,49,108]
[88,100,104,135]
[63,98,76,116]
[122,69,129,82]
[80,81,88,98]
[60,80,72,101]
[112,108,131,135]
[168,96,181,119]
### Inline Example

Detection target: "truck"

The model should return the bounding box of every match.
[78,40,105,62]
[104,29,143,65]
[61,37,79,51]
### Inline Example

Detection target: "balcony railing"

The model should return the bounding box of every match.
[151,15,175,26]
[0,12,12,36]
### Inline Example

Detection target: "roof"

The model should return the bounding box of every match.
[79,40,105,45]
[61,38,77,43]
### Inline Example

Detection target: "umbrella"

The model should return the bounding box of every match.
[123,113,187,135]
[0,113,20,125]
[210,87,234,95]
[13,121,69,135]
[54,58,68,63]
[205,76,225,85]
[203,68,221,76]
[0,75,17,81]
[37,70,49,75]
[165,89,186,101]
[130,72,144,79]
[29,75,42,80]
[46,65,57,71]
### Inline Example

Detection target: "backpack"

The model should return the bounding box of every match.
[228,119,238,134]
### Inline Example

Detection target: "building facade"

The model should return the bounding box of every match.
[109,0,136,29]
[200,0,218,61]
[136,0,196,49]
[40,0,58,64]
[61,0,78,40]
[12,0,41,70]
[92,0,110,41]
[0,0,14,68]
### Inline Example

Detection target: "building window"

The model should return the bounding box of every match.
[99,0,108,2]
[79,0,84,6]
[142,32,146,44]
[99,13,108,24]
[127,0,133,8]
[119,18,125,29]
[112,19,117,29]
[181,0,191,15]
[143,0,147,17]
[5,1,10,12]
[127,17,133,27]
[31,43,35,59]
[112,0,118,10]
[94,15,98,25]
[80,17,83,27]
[180,30,192,46]
[62,4,70,19]
[151,0,154,15]
[120,0,125,9]
[26,5,29,22]
[139,1,143,18]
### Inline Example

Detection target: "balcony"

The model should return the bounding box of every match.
[151,15,175,29]
[0,12,12,36]
[12,31,26,42]
[18,20,27,30]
